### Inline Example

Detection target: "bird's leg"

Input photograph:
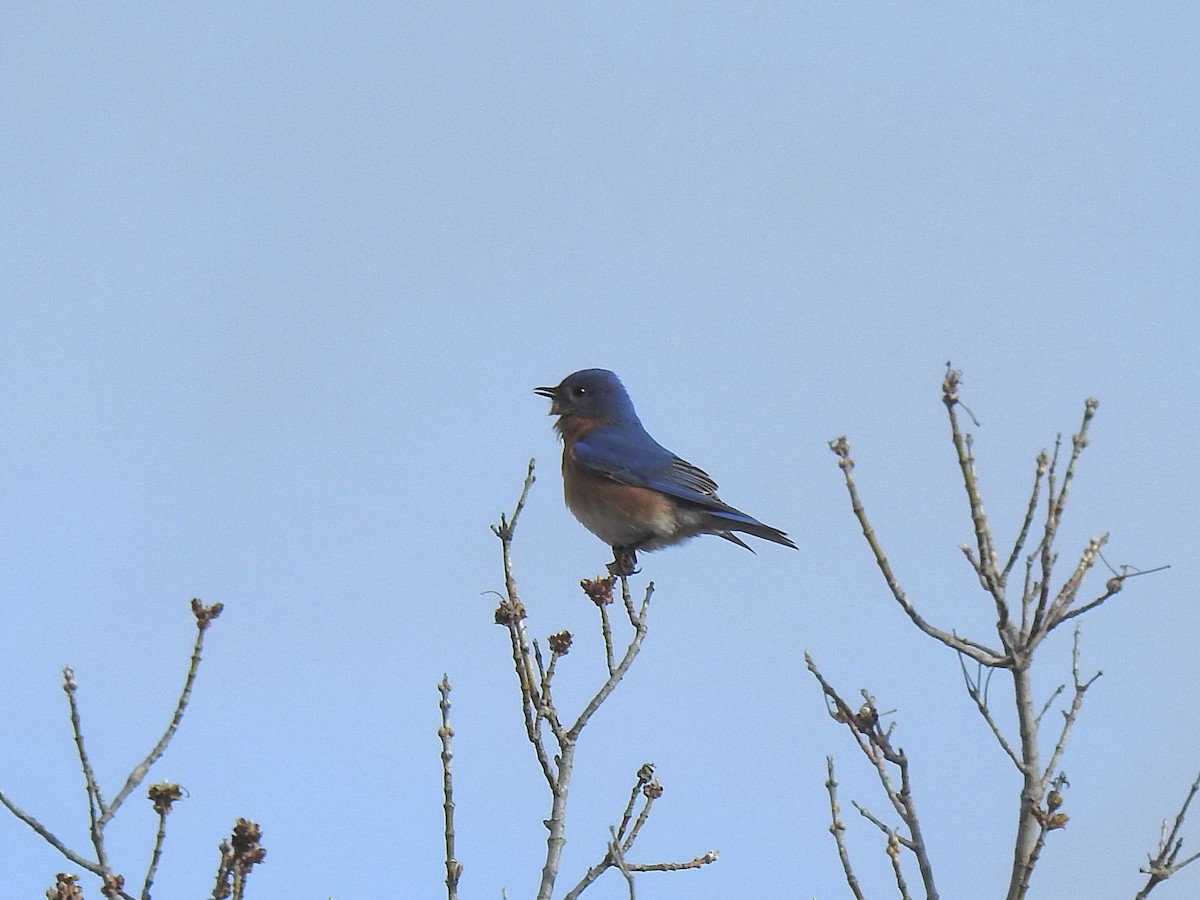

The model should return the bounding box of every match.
[607,546,639,577]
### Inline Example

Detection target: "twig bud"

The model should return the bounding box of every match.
[828,437,853,470]
[229,818,267,867]
[942,365,962,407]
[494,598,527,625]
[855,703,879,731]
[548,631,573,655]
[148,781,184,815]
[45,874,84,900]
[580,576,616,607]
[190,598,224,628]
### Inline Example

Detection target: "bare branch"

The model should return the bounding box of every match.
[491,465,679,900]
[1013,781,1069,900]
[1042,627,1101,784]
[806,654,939,899]
[621,777,660,853]
[103,599,221,827]
[1,601,221,900]
[1034,683,1066,728]
[616,763,655,844]
[1042,536,1109,632]
[497,604,558,786]
[942,368,1003,609]
[491,459,537,548]
[1029,436,1063,635]
[209,818,266,900]
[607,829,636,899]
[581,576,618,675]
[0,787,104,875]
[619,574,641,628]
[599,604,616,675]
[887,830,914,900]
[141,782,182,900]
[828,436,1006,667]
[1006,451,1048,589]
[826,757,867,900]
[626,852,718,873]
[567,580,653,742]
[437,677,462,900]
[1055,399,1099,523]
[853,800,909,846]
[828,376,1181,900]
[1136,773,1200,899]
[63,666,109,870]
[562,764,712,899]
[957,654,1021,770]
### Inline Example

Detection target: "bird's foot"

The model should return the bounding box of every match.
[607,547,639,577]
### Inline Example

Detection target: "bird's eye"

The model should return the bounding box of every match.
[571,385,588,398]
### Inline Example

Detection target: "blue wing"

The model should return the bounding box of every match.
[572,422,797,550]
[573,425,746,516]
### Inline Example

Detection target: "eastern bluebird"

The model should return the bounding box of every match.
[535,368,796,574]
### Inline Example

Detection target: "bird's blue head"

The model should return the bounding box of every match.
[535,368,639,423]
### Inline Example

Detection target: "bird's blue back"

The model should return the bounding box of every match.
[573,399,760,526]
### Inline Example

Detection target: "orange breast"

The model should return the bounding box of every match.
[561,448,677,548]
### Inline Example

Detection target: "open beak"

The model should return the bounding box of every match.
[534,384,562,415]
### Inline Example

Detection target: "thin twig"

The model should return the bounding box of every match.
[491,463,669,900]
[0,787,103,874]
[806,654,939,899]
[599,603,616,676]
[142,813,168,900]
[1137,773,1200,898]
[562,766,713,900]
[502,611,558,785]
[609,828,636,899]
[102,600,220,826]
[616,764,654,843]
[622,780,659,852]
[620,575,640,628]
[1030,436,1063,636]
[438,676,462,900]
[1006,452,1048,590]
[887,830,913,900]
[825,758,866,900]
[828,436,1006,667]
[943,369,1002,609]
[141,782,182,900]
[63,666,109,871]
[957,654,1021,770]
[1033,683,1066,728]
[2,603,220,900]
[627,852,719,872]
[567,582,653,741]
[1041,627,1101,784]
[210,818,266,900]
[1042,535,1108,632]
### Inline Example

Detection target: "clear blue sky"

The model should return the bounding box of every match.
[2,5,1197,898]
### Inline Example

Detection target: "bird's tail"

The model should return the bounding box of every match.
[710,509,797,551]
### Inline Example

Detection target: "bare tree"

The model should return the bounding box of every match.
[436,461,718,899]
[810,368,1191,899]
[0,599,264,900]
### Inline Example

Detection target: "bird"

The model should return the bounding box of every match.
[535,368,796,574]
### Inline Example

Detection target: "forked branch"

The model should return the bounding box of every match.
[488,461,707,899]
[0,600,226,900]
